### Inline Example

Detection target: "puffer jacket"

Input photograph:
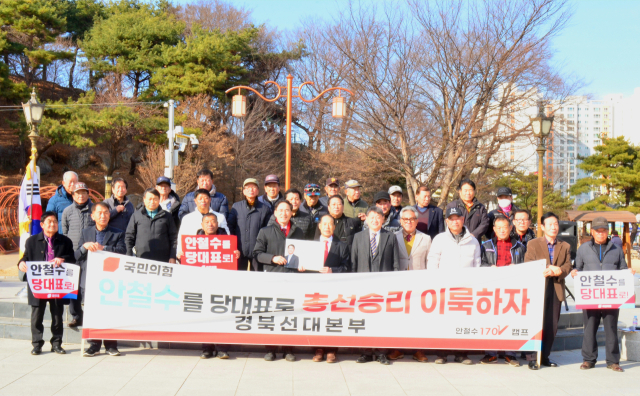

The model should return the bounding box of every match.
[575,239,628,272]
[227,199,272,259]
[445,198,490,242]
[178,188,229,220]
[427,226,481,269]
[268,210,315,240]
[61,201,95,250]
[486,203,520,239]
[46,185,74,227]
[480,237,526,267]
[103,196,135,233]
[512,228,536,250]
[125,206,178,262]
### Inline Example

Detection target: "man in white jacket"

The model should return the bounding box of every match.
[177,189,229,259]
[428,206,481,365]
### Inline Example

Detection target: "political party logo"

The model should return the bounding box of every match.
[103,257,120,272]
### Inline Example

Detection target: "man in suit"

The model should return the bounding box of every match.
[17,211,75,355]
[285,245,300,269]
[75,202,126,357]
[306,214,351,363]
[524,212,572,370]
[351,206,399,365]
[387,206,431,363]
[414,186,444,241]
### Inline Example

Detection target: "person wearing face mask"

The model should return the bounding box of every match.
[253,200,305,362]
[445,179,490,243]
[572,217,635,373]
[267,188,314,239]
[486,187,520,239]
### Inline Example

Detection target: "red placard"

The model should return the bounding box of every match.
[181,235,237,270]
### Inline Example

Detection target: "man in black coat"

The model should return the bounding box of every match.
[351,206,399,365]
[445,179,490,243]
[75,202,126,356]
[228,178,272,271]
[572,217,635,372]
[486,187,520,239]
[17,211,75,355]
[125,188,177,263]
[316,195,361,249]
[267,188,314,240]
[413,186,444,241]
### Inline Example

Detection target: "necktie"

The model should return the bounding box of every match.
[324,240,329,262]
[405,233,412,242]
[46,237,54,261]
[370,234,377,257]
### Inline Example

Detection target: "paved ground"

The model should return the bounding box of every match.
[0,253,18,277]
[0,339,638,396]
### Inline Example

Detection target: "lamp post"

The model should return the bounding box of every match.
[530,101,554,237]
[226,74,354,190]
[21,88,46,225]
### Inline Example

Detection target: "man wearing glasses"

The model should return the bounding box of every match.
[387,206,432,363]
[299,183,328,224]
[512,209,536,249]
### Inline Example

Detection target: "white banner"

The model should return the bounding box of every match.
[83,251,546,351]
[26,262,80,299]
[574,270,635,309]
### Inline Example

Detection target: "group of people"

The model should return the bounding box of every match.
[17,170,633,372]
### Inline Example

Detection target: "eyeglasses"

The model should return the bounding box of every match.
[513,219,530,223]
[401,218,417,222]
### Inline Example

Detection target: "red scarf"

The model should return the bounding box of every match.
[279,221,291,237]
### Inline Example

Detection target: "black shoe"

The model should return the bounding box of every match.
[264,352,275,361]
[201,350,214,359]
[377,354,391,365]
[356,354,374,363]
[68,318,82,328]
[51,346,66,354]
[217,351,229,359]
[31,346,42,355]
[107,348,121,356]
[528,361,539,370]
[541,359,558,367]
[83,348,99,357]
[284,353,296,362]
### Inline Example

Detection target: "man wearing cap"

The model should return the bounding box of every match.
[486,187,520,239]
[228,178,272,271]
[524,212,572,370]
[156,176,182,229]
[364,191,401,233]
[572,217,635,372]
[179,169,229,220]
[299,183,328,224]
[176,189,229,260]
[258,174,283,211]
[388,186,403,222]
[316,195,362,249]
[352,206,399,365]
[320,178,341,207]
[414,186,445,241]
[428,206,481,365]
[61,182,95,328]
[343,180,368,221]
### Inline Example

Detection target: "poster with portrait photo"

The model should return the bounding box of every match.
[283,239,324,272]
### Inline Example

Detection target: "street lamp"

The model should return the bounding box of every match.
[530,100,554,237]
[21,88,46,163]
[226,75,354,190]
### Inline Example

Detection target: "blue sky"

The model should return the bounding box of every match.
[176,0,640,98]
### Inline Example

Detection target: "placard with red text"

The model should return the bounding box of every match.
[26,262,80,299]
[181,235,237,270]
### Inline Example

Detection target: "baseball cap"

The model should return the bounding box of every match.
[496,187,513,196]
[326,177,340,186]
[264,174,280,185]
[304,183,321,196]
[73,182,88,193]
[344,180,361,189]
[243,178,259,188]
[374,191,391,203]
[388,185,403,195]
[445,206,463,219]
[156,176,171,186]
[591,217,608,230]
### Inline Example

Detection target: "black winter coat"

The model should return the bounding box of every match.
[18,232,75,306]
[486,204,520,239]
[228,200,272,259]
[253,223,305,272]
[575,239,628,272]
[74,226,127,288]
[314,214,361,248]
[480,237,526,267]
[446,198,490,242]
[125,207,178,261]
[268,210,315,240]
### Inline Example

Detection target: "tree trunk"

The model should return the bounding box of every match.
[68,47,79,89]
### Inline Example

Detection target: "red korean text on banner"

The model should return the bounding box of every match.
[25,262,80,299]
[181,235,237,270]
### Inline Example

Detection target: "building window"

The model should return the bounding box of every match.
[548,159,552,164]
[568,114,574,118]
[570,179,575,183]
[594,108,600,111]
